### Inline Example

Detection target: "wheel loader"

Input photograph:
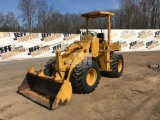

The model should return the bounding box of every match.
[18,11,124,110]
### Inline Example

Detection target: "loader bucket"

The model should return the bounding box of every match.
[18,68,72,110]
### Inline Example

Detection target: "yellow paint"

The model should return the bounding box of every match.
[118,60,122,72]
[86,68,97,86]
[53,80,72,109]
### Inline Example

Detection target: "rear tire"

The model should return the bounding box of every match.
[72,59,100,93]
[44,58,56,76]
[107,54,124,78]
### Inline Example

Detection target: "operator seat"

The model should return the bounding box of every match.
[97,33,104,43]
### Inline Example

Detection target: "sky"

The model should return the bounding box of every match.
[0,0,120,15]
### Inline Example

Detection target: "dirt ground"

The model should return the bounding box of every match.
[0,51,160,120]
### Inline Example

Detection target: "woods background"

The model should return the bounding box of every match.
[0,0,160,33]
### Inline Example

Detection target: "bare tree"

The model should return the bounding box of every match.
[0,13,4,28]
[18,0,36,32]
[4,12,20,31]
[1,0,160,32]
[150,0,160,28]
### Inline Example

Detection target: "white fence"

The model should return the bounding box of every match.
[0,32,80,62]
[80,29,160,52]
[0,29,160,62]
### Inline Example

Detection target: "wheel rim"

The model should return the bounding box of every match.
[86,68,97,86]
[118,60,122,72]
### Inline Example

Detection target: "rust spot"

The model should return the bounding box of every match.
[58,99,68,106]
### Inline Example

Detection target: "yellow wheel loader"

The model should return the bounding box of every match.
[18,11,124,110]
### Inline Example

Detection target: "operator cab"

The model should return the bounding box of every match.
[81,30,104,43]
[81,11,114,44]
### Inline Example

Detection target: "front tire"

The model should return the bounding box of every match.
[72,59,100,93]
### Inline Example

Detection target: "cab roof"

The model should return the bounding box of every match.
[81,11,114,18]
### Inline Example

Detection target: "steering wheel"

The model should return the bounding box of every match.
[90,31,98,37]
[83,31,97,37]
